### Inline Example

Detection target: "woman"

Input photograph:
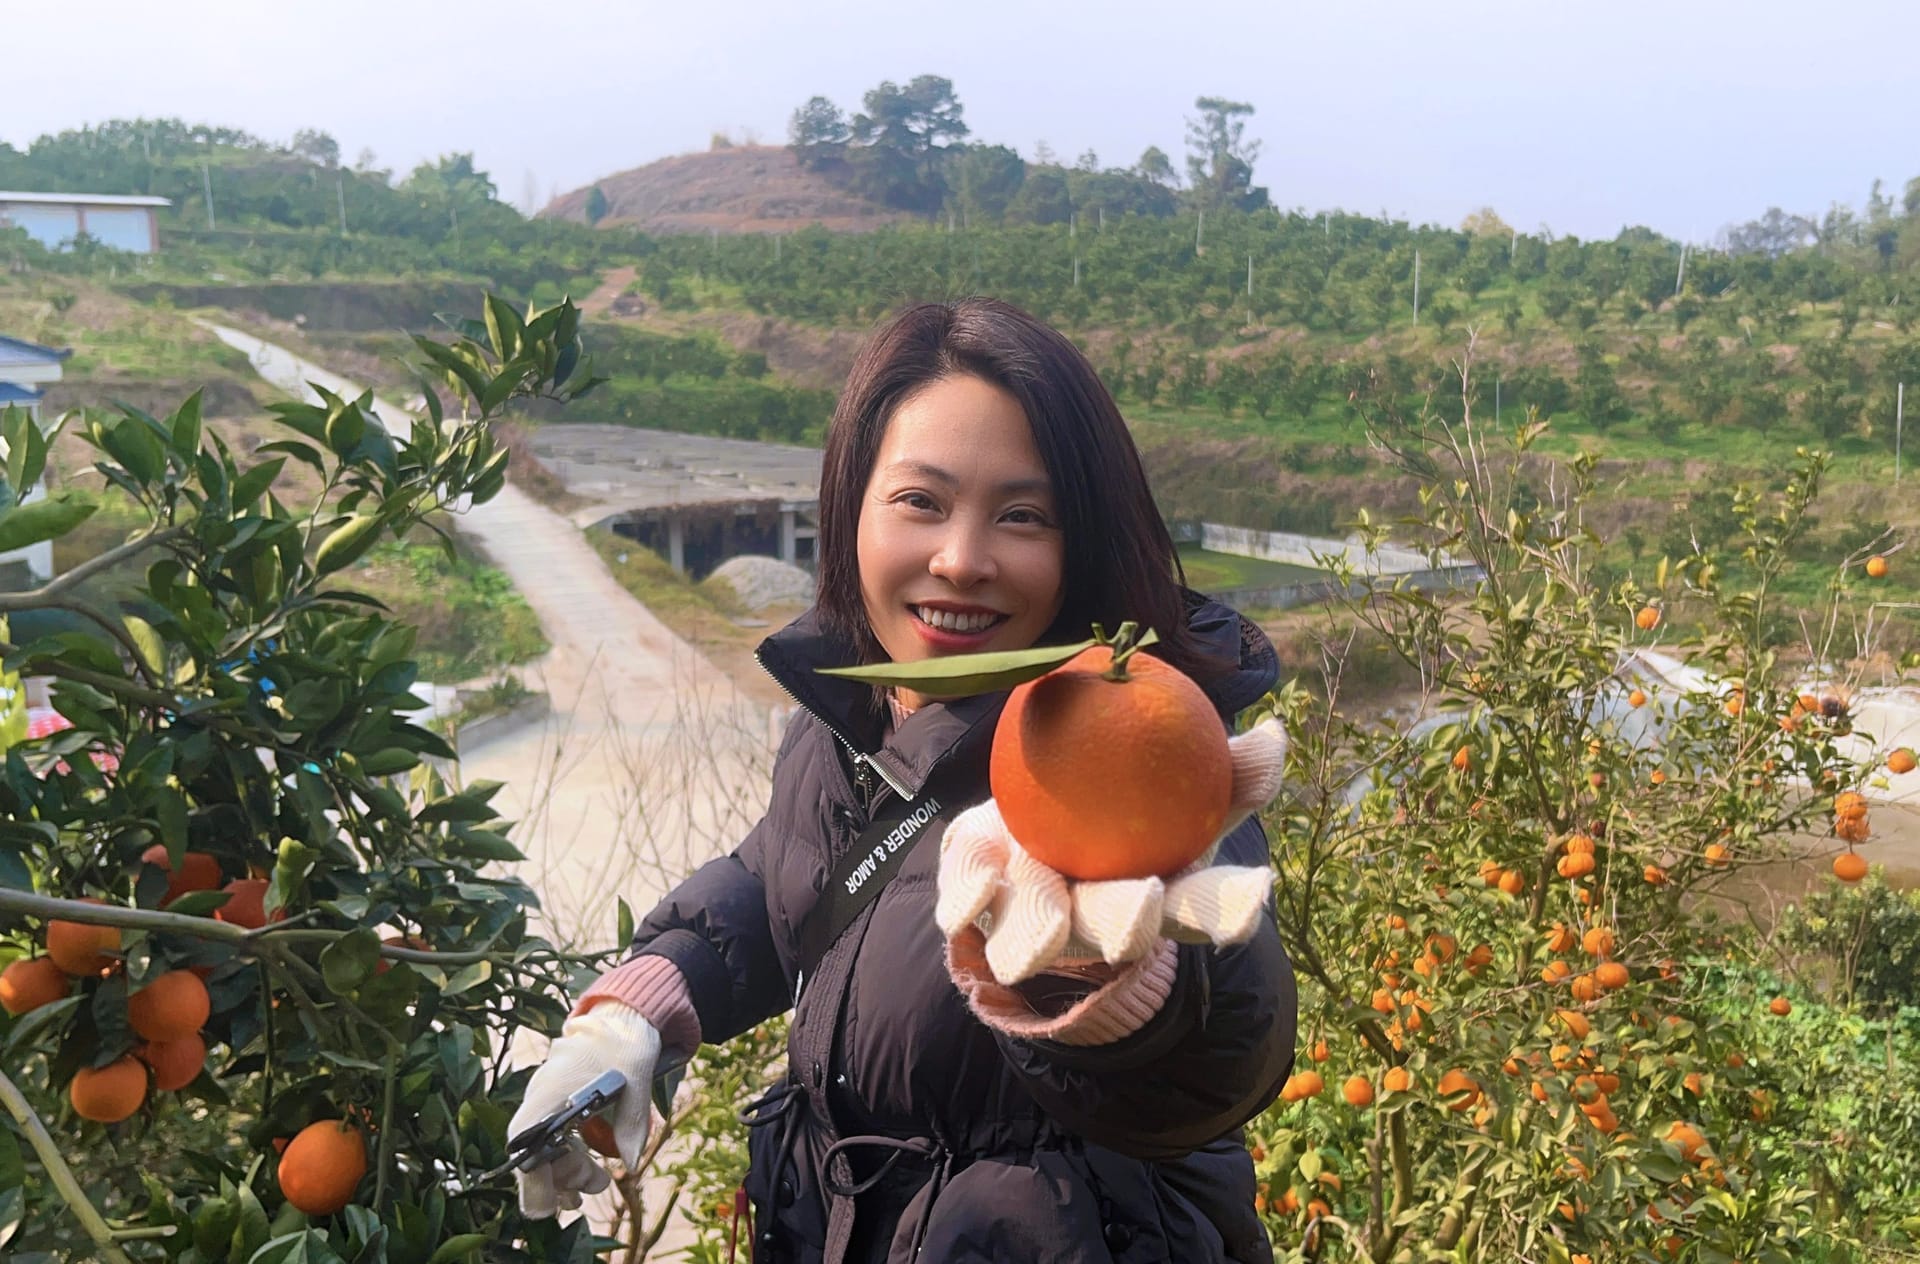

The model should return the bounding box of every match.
[509,298,1297,1263]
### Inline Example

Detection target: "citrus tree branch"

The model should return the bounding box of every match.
[0,1068,139,1264]
[0,890,598,970]
[0,526,188,610]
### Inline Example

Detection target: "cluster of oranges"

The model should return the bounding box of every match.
[2,916,212,1124]
[0,849,270,1125]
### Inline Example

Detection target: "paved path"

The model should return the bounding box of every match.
[209,322,780,1255]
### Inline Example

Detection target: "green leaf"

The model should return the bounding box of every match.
[123,614,166,677]
[314,515,385,576]
[246,1229,347,1264]
[442,959,492,996]
[103,413,167,484]
[231,457,287,509]
[165,888,231,918]
[321,927,383,995]
[4,406,49,494]
[0,845,31,891]
[814,633,1139,699]
[426,1234,490,1264]
[0,492,96,553]
[356,747,419,777]
[0,1185,23,1251]
[444,829,524,863]
[171,391,205,458]
[615,897,634,949]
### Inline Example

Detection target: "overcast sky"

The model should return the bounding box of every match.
[5,0,1914,241]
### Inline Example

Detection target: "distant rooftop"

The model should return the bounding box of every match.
[0,191,171,208]
[0,336,72,366]
[525,425,821,528]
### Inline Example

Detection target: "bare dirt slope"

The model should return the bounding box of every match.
[543,144,909,235]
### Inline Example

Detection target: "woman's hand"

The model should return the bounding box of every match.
[936,717,1286,986]
[507,1003,662,1217]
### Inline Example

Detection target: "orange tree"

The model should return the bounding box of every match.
[1248,356,1920,1262]
[0,297,635,1263]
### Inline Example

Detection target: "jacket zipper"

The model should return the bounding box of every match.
[754,647,913,809]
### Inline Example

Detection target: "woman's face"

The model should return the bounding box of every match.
[857,373,1067,710]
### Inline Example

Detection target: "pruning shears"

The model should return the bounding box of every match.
[469,1051,689,1189]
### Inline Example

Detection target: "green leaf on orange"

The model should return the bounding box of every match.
[815,629,1157,699]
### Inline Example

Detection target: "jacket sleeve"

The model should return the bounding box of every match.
[990,815,1298,1160]
[622,720,806,1046]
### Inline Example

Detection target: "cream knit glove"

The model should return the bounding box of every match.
[937,717,1287,986]
[509,1003,662,1217]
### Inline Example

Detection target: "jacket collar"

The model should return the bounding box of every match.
[754,592,1280,798]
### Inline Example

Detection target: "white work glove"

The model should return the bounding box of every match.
[937,717,1287,985]
[509,1003,662,1218]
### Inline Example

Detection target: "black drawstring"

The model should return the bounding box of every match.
[822,1134,942,1198]
[821,1134,961,1259]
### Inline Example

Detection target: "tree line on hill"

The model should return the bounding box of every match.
[788,76,1270,223]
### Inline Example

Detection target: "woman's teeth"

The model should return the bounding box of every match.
[914,606,1001,633]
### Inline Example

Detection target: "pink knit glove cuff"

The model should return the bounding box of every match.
[573,955,702,1058]
[947,928,1179,1046]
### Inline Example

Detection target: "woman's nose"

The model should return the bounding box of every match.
[929,525,995,586]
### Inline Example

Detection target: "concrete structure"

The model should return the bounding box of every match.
[1169,519,1484,611]
[0,337,71,588]
[0,191,169,254]
[525,424,821,580]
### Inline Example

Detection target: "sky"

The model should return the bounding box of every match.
[5,0,1916,242]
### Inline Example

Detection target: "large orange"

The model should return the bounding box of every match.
[128,970,211,1042]
[278,1119,368,1215]
[47,900,121,976]
[1833,851,1868,883]
[70,1055,148,1123]
[138,1033,207,1092]
[140,845,223,906]
[1,956,71,1015]
[990,644,1231,880]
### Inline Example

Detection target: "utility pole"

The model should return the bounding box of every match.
[201,162,215,230]
[336,174,348,234]
[1413,250,1421,326]
[1899,381,1907,484]
[1073,255,1080,288]
[1196,209,1204,256]
[1496,376,1502,424]
[1246,253,1254,298]
[1098,206,1106,231]
[1510,229,1517,264]
[1675,240,1689,297]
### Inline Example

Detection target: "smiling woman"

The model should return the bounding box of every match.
[511,297,1297,1264]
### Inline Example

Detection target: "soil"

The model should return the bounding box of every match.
[543,144,911,236]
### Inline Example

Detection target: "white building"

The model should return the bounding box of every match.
[0,191,170,254]
[0,336,70,586]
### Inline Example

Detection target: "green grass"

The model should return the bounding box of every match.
[1177,544,1327,593]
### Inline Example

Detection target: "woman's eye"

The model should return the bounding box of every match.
[1003,507,1051,526]
[899,492,939,512]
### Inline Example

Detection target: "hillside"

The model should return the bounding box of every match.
[542,144,908,235]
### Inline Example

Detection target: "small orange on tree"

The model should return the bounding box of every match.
[69,1055,148,1124]
[1,956,70,1015]
[127,969,211,1042]
[278,1119,370,1216]
[45,902,120,976]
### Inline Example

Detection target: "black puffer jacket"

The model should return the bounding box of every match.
[627,593,1296,1263]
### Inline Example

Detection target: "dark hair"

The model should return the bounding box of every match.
[815,298,1206,680]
